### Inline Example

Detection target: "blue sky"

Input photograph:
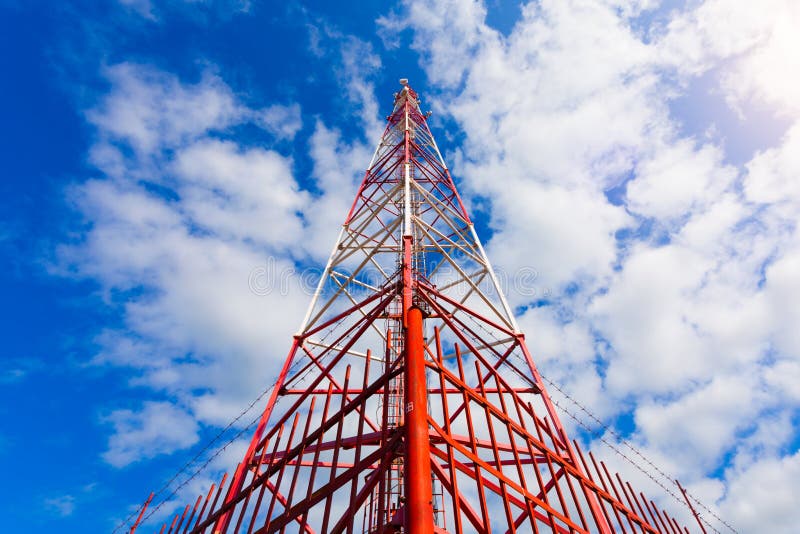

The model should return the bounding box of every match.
[2,0,799,532]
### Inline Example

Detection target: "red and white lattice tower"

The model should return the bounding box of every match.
[139,81,701,534]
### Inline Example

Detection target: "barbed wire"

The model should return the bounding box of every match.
[113,310,357,533]
[110,382,275,534]
[134,405,266,528]
[540,373,738,534]
[445,305,738,534]
[115,302,738,534]
[457,309,733,533]
[111,355,306,533]
[547,393,724,534]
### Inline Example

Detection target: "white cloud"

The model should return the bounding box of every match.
[659,0,800,119]
[745,123,800,204]
[720,11,800,119]
[172,139,307,248]
[301,119,380,261]
[68,23,385,471]
[763,360,800,404]
[634,371,766,472]
[389,0,489,89]
[518,305,619,421]
[68,168,309,409]
[627,140,737,221]
[304,18,385,141]
[86,63,301,160]
[44,495,76,517]
[393,0,800,531]
[62,63,313,466]
[763,249,800,356]
[337,35,384,141]
[591,243,715,393]
[88,64,239,155]
[102,401,200,467]
[296,25,385,260]
[254,103,303,140]
[385,0,661,292]
[485,182,630,292]
[55,2,800,530]
[720,449,800,532]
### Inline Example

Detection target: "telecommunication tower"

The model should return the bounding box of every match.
[134,81,704,534]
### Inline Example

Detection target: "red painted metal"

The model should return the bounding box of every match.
[677,479,708,534]
[140,80,698,534]
[215,337,301,533]
[404,306,435,534]
[129,492,153,534]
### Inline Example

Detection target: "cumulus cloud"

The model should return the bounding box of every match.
[88,64,239,155]
[763,250,800,356]
[172,139,307,247]
[720,450,800,532]
[66,21,386,475]
[660,0,800,118]
[87,63,300,159]
[745,122,800,204]
[254,103,303,141]
[59,1,800,531]
[102,401,200,467]
[627,140,737,221]
[62,62,312,465]
[387,0,800,530]
[299,23,385,260]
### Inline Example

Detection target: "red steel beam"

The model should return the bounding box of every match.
[128,492,153,534]
[403,305,435,534]
[676,479,707,534]
[214,337,300,532]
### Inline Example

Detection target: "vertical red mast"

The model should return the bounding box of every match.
[141,80,698,534]
[404,305,434,534]
[400,78,435,532]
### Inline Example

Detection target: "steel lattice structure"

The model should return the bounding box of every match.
[136,81,702,534]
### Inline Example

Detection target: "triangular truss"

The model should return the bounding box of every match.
[142,82,697,534]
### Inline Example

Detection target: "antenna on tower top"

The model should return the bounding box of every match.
[399,77,408,86]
